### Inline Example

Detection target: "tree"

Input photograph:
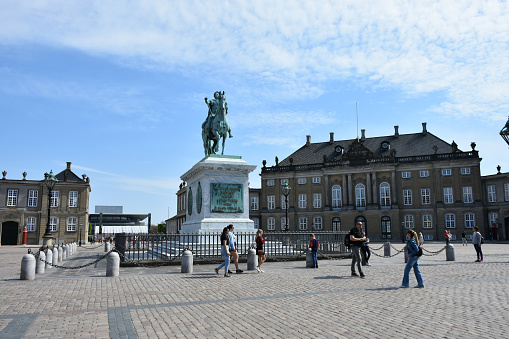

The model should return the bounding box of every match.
[157,222,166,234]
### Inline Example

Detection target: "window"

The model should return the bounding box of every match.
[464,213,475,228]
[332,217,341,232]
[27,190,38,207]
[313,194,321,208]
[403,189,412,205]
[402,172,411,178]
[251,196,259,210]
[49,217,58,232]
[280,217,287,231]
[380,182,391,207]
[280,179,288,185]
[381,216,391,239]
[298,178,306,185]
[313,217,323,230]
[332,185,342,209]
[7,189,18,206]
[442,169,452,176]
[281,195,287,210]
[50,191,60,208]
[298,194,307,209]
[463,186,473,203]
[489,212,498,227]
[445,213,456,228]
[68,191,78,207]
[488,185,496,203]
[253,218,259,229]
[267,217,275,230]
[67,217,77,232]
[461,167,471,175]
[267,180,275,187]
[404,215,414,229]
[443,187,454,204]
[422,214,433,229]
[421,188,430,205]
[299,217,308,231]
[26,217,37,232]
[505,183,509,201]
[355,184,366,208]
[419,170,429,178]
[312,177,321,184]
[424,235,433,241]
[267,195,275,210]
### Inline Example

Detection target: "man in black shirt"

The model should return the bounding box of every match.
[349,221,366,278]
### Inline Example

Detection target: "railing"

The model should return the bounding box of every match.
[115,231,349,261]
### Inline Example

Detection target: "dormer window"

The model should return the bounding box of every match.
[335,146,343,154]
[381,141,390,151]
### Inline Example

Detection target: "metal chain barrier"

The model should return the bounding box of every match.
[421,246,447,256]
[30,248,114,269]
[117,249,185,267]
[370,246,405,258]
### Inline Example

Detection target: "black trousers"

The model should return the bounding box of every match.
[361,246,371,263]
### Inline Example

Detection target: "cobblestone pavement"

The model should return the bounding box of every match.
[0,242,508,338]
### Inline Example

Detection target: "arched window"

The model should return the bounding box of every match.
[380,182,391,207]
[332,185,342,209]
[381,216,391,239]
[355,184,366,208]
[267,217,275,230]
[332,217,341,232]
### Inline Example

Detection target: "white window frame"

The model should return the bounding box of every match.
[26,217,37,232]
[298,178,306,185]
[251,196,259,211]
[355,184,366,208]
[267,217,275,231]
[7,189,18,206]
[445,213,456,228]
[280,179,288,185]
[253,218,259,229]
[463,186,473,203]
[380,182,391,207]
[281,195,287,210]
[27,190,39,207]
[267,180,275,187]
[422,214,433,229]
[68,191,78,208]
[280,217,287,231]
[313,217,323,230]
[442,169,452,176]
[67,217,77,232]
[404,215,414,229]
[298,194,307,209]
[424,235,433,241]
[299,217,308,231]
[402,171,411,178]
[488,185,496,203]
[332,217,341,232]
[461,167,471,175]
[489,212,498,227]
[403,189,412,206]
[419,170,429,178]
[505,183,509,201]
[443,187,454,204]
[312,177,321,184]
[332,185,342,209]
[313,193,322,208]
[49,217,58,232]
[464,213,475,229]
[267,195,275,210]
[421,188,431,205]
[50,191,60,208]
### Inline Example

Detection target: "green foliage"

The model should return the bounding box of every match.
[157,222,166,234]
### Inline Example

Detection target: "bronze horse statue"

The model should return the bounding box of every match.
[202,91,232,156]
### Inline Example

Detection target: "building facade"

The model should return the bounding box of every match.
[481,169,509,240]
[259,123,508,241]
[0,162,91,245]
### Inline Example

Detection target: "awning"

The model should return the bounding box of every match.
[101,226,148,234]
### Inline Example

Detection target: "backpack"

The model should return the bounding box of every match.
[344,234,351,249]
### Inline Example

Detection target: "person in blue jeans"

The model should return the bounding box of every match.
[215,227,231,277]
[309,234,319,268]
[400,229,424,288]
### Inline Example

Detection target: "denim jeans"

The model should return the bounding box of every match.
[474,244,483,260]
[402,256,424,287]
[311,250,318,268]
[351,245,363,274]
[218,247,230,274]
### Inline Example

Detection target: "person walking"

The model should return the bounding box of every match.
[472,226,483,262]
[215,227,231,277]
[461,231,468,246]
[360,231,371,266]
[227,224,243,274]
[445,230,451,245]
[400,229,424,288]
[418,232,424,246]
[349,222,366,278]
[309,234,319,268]
[255,229,267,272]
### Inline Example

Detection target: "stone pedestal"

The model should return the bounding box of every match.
[180,155,257,234]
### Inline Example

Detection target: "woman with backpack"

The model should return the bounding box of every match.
[400,229,424,288]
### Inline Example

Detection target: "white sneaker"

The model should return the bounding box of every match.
[259,269,265,273]
[256,267,261,272]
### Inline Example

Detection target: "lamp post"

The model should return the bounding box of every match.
[42,170,58,249]
[281,183,291,231]
[79,223,82,246]
[501,116,509,147]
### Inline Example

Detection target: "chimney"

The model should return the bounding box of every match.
[329,132,334,144]
[306,135,311,146]
[394,125,399,137]
[66,162,72,170]
[422,122,427,135]
[361,129,366,141]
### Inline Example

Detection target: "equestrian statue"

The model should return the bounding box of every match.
[202,91,233,156]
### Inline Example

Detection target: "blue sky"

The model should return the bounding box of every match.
[1,1,508,224]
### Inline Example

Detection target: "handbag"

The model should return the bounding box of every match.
[257,249,264,255]
[417,246,423,257]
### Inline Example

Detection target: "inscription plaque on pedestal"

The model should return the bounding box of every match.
[210,183,243,213]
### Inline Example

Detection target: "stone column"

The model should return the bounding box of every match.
[342,174,347,207]
[391,171,398,204]
[324,175,329,209]
[348,174,353,206]
[372,172,378,205]
[366,172,372,205]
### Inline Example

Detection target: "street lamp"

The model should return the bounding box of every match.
[281,183,291,231]
[500,116,509,146]
[42,170,58,248]
[79,223,82,246]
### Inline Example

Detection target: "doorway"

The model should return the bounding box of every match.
[1,221,19,245]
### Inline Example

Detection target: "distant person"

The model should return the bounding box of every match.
[400,230,424,288]
[461,231,467,246]
[215,227,231,277]
[472,226,483,262]
[360,231,371,266]
[349,222,366,278]
[418,232,424,246]
[309,234,319,268]
[227,224,243,274]
[255,229,267,272]
[445,230,451,245]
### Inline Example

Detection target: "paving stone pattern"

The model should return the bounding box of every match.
[0,242,508,338]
